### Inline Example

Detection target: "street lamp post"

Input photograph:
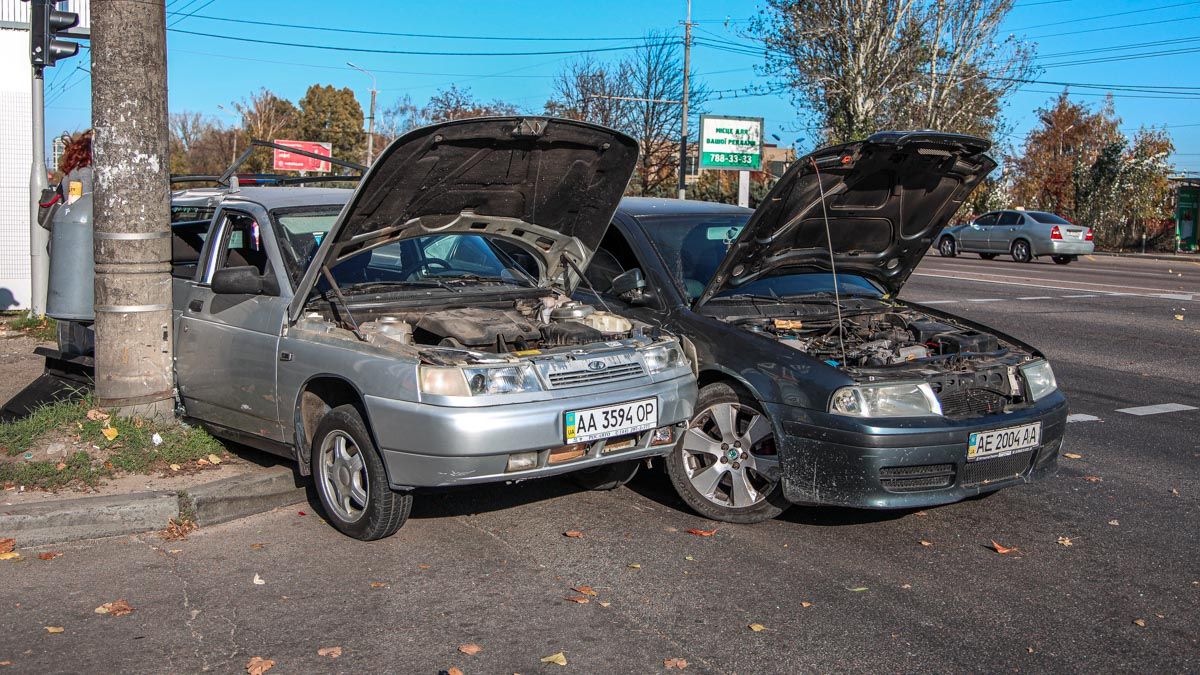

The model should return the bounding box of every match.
[347,62,377,166]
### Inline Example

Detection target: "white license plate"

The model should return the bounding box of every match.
[565,398,658,444]
[967,422,1041,462]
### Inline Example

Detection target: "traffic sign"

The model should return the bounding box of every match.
[699,115,763,171]
[272,140,332,172]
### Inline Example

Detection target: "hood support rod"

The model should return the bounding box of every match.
[320,266,367,341]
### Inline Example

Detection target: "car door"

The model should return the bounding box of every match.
[958,212,995,251]
[989,211,1022,252]
[175,207,291,442]
[575,218,670,328]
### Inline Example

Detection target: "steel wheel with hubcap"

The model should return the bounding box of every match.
[666,383,789,523]
[1011,240,1033,263]
[312,404,411,540]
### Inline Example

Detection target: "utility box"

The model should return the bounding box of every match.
[1176,181,1198,252]
[46,191,93,320]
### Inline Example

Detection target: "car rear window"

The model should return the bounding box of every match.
[1026,211,1071,224]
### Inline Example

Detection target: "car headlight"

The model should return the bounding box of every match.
[1020,360,1057,401]
[419,365,542,397]
[641,342,685,374]
[829,382,943,418]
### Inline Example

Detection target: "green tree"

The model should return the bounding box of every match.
[296,84,365,172]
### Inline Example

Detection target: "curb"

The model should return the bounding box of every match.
[1088,251,1200,263]
[0,466,308,547]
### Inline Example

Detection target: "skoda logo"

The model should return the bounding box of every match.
[587,361,607,372]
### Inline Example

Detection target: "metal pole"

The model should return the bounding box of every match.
[367,87,376,165]
[677,0,691,200]
[737,170,750,208]
[29,66,50,316]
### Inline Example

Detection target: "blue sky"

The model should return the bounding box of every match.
[44,0,1200,173]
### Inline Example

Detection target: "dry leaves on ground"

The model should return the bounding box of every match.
[664,657,689,669]
[446,668,463,675]
[1109,520,1120,526]
[1057,536,1074,547]
[370,581,387,588]
[317,646,342,659]
[94,600,134,617]
[161,518,196,541]
[101,426,119,441]
[847,587,869,592]
[44,626,64,634]
[920,540,933,547]
[245,656,274,674]
[207,454,222,465]
[563,530,584,538]
[1132,618,1146,627]
[250,543,266,550]
[800,601,813,608]
[0,552,21,562]
[1083,475,1103,483]
[685,528,717,537]
[565,595,590,604]
[38,552,62,561]
[748,623,766,632]
[990,540,1017,555]
[1063,453,1083,460]
[252,574,265,585]
[86,409,109,421]
[0,539,13,554]
[458,644,482,656]
[572,585,598,597]
[540,651,568,666]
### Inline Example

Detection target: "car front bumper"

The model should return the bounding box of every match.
[768,392,1068,509]
[1044,240,1094,256]
[364,373,697,489]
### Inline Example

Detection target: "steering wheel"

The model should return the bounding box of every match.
[409,258,453,278]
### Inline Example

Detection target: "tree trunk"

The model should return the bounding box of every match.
[91,0,174,419]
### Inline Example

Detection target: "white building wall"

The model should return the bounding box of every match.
[0,26,32,310]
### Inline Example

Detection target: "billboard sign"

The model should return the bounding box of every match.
[699,115,763,171]
[272,140,332,172]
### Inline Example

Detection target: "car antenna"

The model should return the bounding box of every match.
[559,253,613,314]
[810,155,848,365]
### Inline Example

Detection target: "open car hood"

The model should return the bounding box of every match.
[695,131,996,307]
[289,117,639,322]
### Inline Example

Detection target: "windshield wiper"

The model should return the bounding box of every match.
[437,273,533,287]
[343,279,459,293]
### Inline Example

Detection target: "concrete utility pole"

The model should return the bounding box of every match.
[91,0,174,419]
[347,62,377,166]
[677,0,692,200]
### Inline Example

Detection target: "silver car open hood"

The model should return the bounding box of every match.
[289,116,639,322]
[694,131,996,306]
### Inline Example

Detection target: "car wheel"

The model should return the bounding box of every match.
[1052,255,1074,265]
[979,253,998,260]
[312,404,411,541]
[1011,240,1032,263]
[570,459,640,491]
[666,383,789,524]
[938,237,957,257]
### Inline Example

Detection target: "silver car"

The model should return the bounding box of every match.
[168,117,697,540]
[939,209,1094,264]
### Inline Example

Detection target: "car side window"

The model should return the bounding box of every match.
[212,212,270,278]
[171,221,210,280]
[997,211,1020,226]
[975,213,998,226]
[586,225,641,294]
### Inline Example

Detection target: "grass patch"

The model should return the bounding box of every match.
[0,396,227,491]
[3,313,57,342]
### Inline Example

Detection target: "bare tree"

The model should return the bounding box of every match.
[544,56,631,130]
[233,88,298,142]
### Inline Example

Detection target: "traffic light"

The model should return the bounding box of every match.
[29,0,79,69]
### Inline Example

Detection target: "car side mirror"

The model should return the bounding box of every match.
[611,268,650,305]
[211,266,280,296]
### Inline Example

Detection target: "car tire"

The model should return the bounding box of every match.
[938,237,957,257]
[570,459,640,491]
[311,404,411,541]
[666,383,789,524]
[1052,255,1074,265]
[1011,240,1033,263]
[979,253,998,260]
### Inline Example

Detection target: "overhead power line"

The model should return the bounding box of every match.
[1008,0,1199,31]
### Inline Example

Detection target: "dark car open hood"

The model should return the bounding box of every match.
[694,131,995,307]
[289,117,639,322]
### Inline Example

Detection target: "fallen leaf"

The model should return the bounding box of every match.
[0,538,12,554]
[1026,647,1035,654]
[573,585,597,597]
[101,426,119,441]
[55,462,66,471]
[418,564,430,570]
[1175,314,1184,321]
[250,543,265,550]
[664,657,689,669]
[168,549,181,554]
[990,540,1017,555]
[44,626,64,634]
[252,574,265,585]
[38,552,62,560]
[94,599,134,617]
[563,530,584,538]
[0,660,11,665]
[86,409,109,421]
[1063,453,1083,460]
[901,583,913,589]
[685,528,717,537]
[684,555,695,561]
[1108,520,1120,526]
[914,511,928,517]
[627,563,641,569]
[1057,536,1073,547]
[1132,618,1146,627]
[0,552,20,561]
[748,623,765,632]
[317,646,342,659]
[540,651,568,666]
[169,464,181,472]
[245,656,274,675]
[598,601,611,607]
[920,540,933,547]
[297,511,306,516]
[196,459,210,466]
[800,601,813,608]
[1083,475,1103,483]
[847,587,869,592]
[446,668,463,675]
[370,582,387,588]
[565,595,590,604]
[458,644,482,656]
[1171,488,1180,497]
[161,518,196,541]
[207,454,222,465]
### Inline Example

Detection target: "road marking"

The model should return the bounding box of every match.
[1067,414,1102,423]
[1062,294,1098,298]
[916,299,958,305]
[911,271,1198,301]
[966,298,1003,303]
[1114,403,1197,416]
[1016,296,1055,300]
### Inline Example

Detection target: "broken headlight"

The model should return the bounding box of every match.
[830,382,943,418]
[640,342,685,374]
[1020,360,1057,401]
[419,365,542,397]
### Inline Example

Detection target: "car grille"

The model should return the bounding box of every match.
[880,463,955,492]
[938,388,1009,418]
[961,451,1035,487]
[546,362,645,388]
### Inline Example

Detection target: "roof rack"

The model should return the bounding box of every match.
[170,139,367,188]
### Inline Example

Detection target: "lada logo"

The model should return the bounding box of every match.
[587,360,608,372]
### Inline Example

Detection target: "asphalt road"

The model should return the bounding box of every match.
[3,254,1197,673]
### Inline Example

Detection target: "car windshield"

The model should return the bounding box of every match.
[637,213,881,301]
[1026,211,1071,225]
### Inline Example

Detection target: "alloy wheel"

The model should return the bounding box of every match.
[1012,240,1031,263]
[680,402,779,509]
[939,237,955,256]
[318,430,369,522]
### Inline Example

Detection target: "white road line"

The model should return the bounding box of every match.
[1062,294,1099,298]
[1067,414,1102,423]
[915,299,958,305]
[1114,403,1198,416]
[1016,296,1055,300]
[966,298,1003,303]
[911,271,1198,301]
[916,267,1188,293]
